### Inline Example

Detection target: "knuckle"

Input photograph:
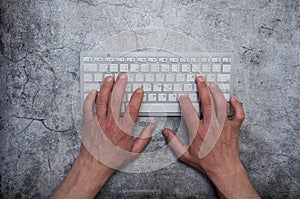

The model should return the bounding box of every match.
[96,96,107,106]
[128,104,139,115]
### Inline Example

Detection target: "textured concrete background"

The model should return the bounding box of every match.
[0,0,299,198]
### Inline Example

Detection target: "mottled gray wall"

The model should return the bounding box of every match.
[0,0,299,198]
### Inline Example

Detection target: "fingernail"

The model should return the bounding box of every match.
[136,88,143,93]
[162,129,170,138]
[198,76,205,82]
[210,83,217,89]
[106,76,113,82]
[119,73,127,79]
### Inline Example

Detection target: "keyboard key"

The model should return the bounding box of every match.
[141,64,149,72]
[217,74,230,82]
[172,64,180,72]
[153,84,162,91]
[222,64,231,73]
[224,93,230,101]
[161,64,170,72]
[174,84,182,91]
[184,84,193,91]
[148,93,157,101]
[130,64,139,72]
[212,58,221,63]
[158,93,167,101]
[145,74,155,81]
[187,74,196,81]
[201,57,210,63]
[170,57,179,63]
[181,64,190,72]
[120,64,129,72]
[84,83,98,92]
[84,64,97,71]
[127,57,136,62]
[121,103,126,112]
[142,83,152,91]
[163,84,172,91]
[83,57,93,62]
[168,94,177,101]
[83,73,93,81]
[105,57,114,62]
[166,74,175,81]
[155,74,164,81]
[125,84,132,92]
[176,74,185,81]
[99,64,108,72]
[202,64,211,72]
[139,103,181,113]
[189,93,198,102]
[142,94,147,102]
[192,64,201,72]
[207,74,216,82]
[94,73,103,81]
[94,57,104,62]
[137,57,146,62]
[132,83,141,90]
[222,57,231,63]
[127,74,134,81]
[148,57,157,62]
[180,57,188,62]
[115,57,125,62]
[135,74,144,81]
[109,64,118,72]
[212,64,221,72]
[159,58,168,63]
[151,64,159,72]
[218,84,230,92]
[127,93,132,100]
[190,57,200,62]
[193,84,198,91]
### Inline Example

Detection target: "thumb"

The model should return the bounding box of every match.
[132,123,155,153]
[162,128,188,158]
[83,90,97,122]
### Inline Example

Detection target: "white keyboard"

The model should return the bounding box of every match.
[80,50,233,116]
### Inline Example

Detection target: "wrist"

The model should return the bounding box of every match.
[207,160,260,199]
[51,156,114,199]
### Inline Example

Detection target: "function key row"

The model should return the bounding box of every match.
[83,56,231,63]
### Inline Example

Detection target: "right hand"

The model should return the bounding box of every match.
[162,76,260,199]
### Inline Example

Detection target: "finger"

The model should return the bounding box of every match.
[196,76,213,122]
[107,73,127,121]
[179,95,199,141]
[209,83,228,119]
[96,76,114,120]
[83,90,97,122]
[230,97,245,127]
[132,123,155,153]
[162,128,188,158]
[123,88,144,124]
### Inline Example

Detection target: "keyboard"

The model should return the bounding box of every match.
[80,50,233,116]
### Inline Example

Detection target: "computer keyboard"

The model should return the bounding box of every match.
[80,50,233,116]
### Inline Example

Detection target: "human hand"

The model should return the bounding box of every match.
[162,76,260,199]
[81,73,155,173]
[51,73,154,199]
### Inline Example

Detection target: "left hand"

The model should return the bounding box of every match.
[51,73,154,199]
[80,73,155,174]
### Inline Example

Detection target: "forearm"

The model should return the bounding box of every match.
[208,161,260,199]
[50,156,114,199]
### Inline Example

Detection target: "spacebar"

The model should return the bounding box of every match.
[139,103,181,113]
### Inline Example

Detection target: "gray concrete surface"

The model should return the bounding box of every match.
[0,0,299,198]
